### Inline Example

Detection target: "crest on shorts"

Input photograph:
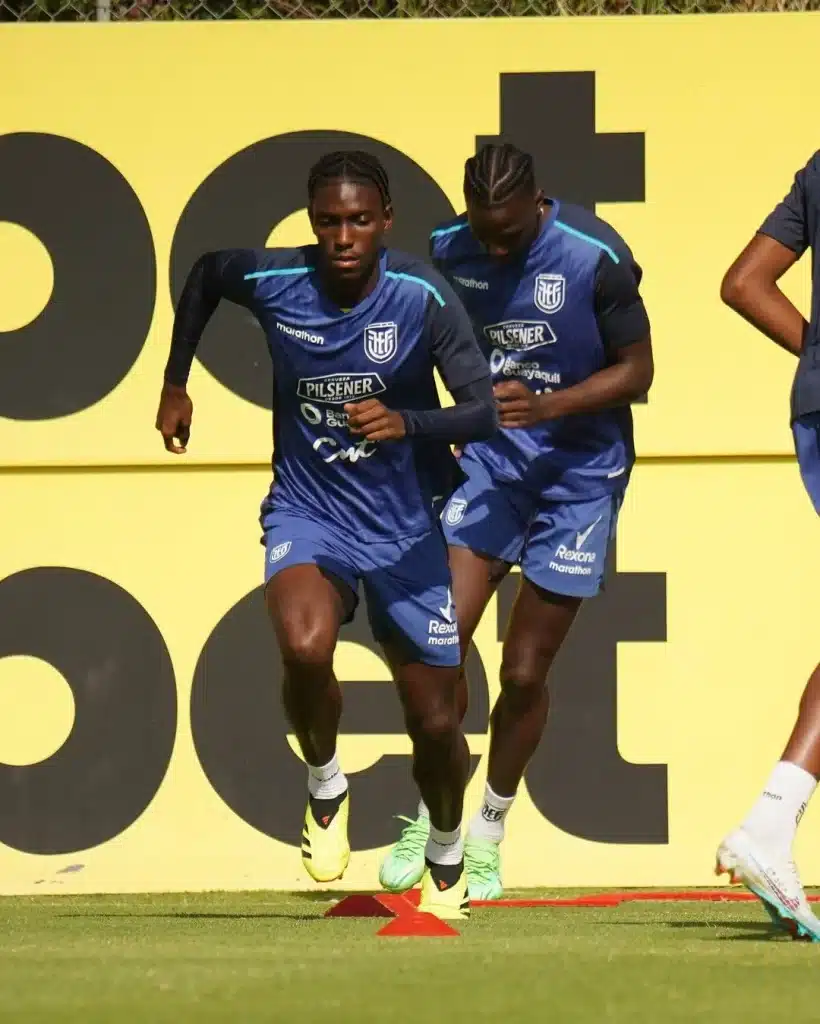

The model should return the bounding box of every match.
[534,273,565,315]
[269,541,292,564]
[364,322,398,364]
[445,498,467,526]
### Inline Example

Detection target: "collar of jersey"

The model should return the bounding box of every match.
[470,198,560,268]
[314,248,388,319]
[531,198,561,256]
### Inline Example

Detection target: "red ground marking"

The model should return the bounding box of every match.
[377,912,460,937]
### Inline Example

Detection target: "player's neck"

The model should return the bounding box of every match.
[319,258,382,311]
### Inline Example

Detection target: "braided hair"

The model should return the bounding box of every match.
[464,143,535,206]
[307,150,392,211]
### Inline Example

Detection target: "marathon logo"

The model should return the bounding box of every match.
[428,619,459,646]
[276,321,324,346]
[549,544,596,577]
[484,319,556,352]
[454,275,489,291]
[297,373,386,405]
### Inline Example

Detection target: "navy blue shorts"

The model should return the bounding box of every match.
[793,412,820,515]
[262,510,460,668]
[441,451,622,598]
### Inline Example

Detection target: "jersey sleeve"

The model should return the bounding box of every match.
[164,249,263,386]
[399,376,496,445]
[757,153,818,256]
[593,253,651,352]
[421,272,490,392]
[428,234,447,276]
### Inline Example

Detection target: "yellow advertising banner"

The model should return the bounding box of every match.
[0,457,817,893]
[0,16,817,467]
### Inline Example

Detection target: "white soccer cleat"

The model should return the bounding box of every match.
[716,827,820,941]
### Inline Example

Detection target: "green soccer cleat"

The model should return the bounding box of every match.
[379,814,430,893]
[465,837,503,901]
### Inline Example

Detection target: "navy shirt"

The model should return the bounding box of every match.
[431,201,650,502]
[168,247,490,541]
[758,151,820,421]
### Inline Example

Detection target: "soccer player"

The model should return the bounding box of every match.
[379,143,653,900]
[717,150,820,941]
[155,151,497,920]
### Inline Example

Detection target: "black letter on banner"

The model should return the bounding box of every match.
[0,568,176,854]
[191,588,488,850]
[479,72,648,403]
[170,133,455,409]
[479,72,644,212]
[497,544,668,843]
[0,134,156,420]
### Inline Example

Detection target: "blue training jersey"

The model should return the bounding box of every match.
[431,200,649,502]
[174,246,489,542]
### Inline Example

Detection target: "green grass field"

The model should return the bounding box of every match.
[1,890,818,1023]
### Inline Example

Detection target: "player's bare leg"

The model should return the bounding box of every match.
[378,546,508,894]
[780,663,820,775]
[450,545,511,729]
[486,580,580,794]
[395,661,469,831]
[459,578,580,899]
[265,565,351,883]
[392,654,471,918]
[717,662,820,940]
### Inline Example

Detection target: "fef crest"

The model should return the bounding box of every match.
[445,498,468,526]
[534,273,566,314]
[364,322,398,364]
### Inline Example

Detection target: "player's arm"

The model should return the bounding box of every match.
[156,249,259,454]
[404,289,496,443]
[495,254,652,427]
[346,281,496,445]
[720,159,813,357]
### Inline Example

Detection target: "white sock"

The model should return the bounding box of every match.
[742,761,817,852]
[468,783,516,843]
[417,798,429,820]
[425,824,463,866]
[307,753,348,801]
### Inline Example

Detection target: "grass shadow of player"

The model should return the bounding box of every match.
[665,920,783,942]
[56,911,325,922]
[602,918,780,941]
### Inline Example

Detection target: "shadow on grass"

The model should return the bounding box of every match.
[56,911,330,922]
[602,918,782,941]
[54,891,360,922]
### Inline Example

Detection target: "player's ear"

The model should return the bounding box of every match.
[307,203,318,236]
[383,202,394,234]
[535,188,546,210]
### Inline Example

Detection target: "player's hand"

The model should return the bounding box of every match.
[156,382,193,454]
[344,399,406,441]
[494,380,548,428]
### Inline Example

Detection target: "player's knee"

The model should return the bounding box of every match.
[406,702,459,747]
[499,650,553,707]
[279,620,336,671]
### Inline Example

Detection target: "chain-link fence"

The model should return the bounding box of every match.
[1,0,817,32]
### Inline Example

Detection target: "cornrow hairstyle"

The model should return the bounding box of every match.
[307,150,392,211]
[464,143,535,206]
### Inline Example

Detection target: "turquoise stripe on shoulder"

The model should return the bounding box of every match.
[385,270,445,307]
[429,223,468,239]
[554,220,619,264]
[243,266,314,280]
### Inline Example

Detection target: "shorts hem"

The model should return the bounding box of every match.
[520,567,600,600]
[265,557,359,622]
[444,535,517,565]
